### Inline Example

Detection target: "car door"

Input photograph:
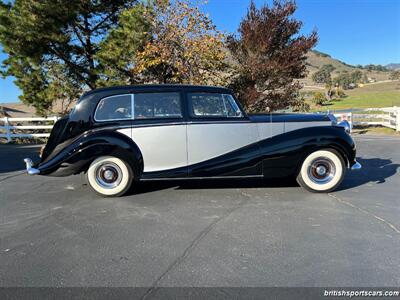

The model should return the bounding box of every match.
[129,91,187,175]
[186,92,261,177]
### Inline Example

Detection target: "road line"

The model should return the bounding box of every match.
[0,171,25,183]
[328,193,400,235]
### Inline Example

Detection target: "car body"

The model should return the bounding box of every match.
[24,84,361,196]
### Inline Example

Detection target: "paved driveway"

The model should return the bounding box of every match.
[0,136,399,291]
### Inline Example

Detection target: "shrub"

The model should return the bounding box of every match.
[336,88,346,98]
[312,91,327,106]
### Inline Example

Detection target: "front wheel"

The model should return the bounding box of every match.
[297,149,345,193]
[87,156,133,197]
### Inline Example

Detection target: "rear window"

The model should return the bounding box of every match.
[95,94,132,121]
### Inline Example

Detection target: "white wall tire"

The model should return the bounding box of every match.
[87,156,133,197]
[297,149,345,193]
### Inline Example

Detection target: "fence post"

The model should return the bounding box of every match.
[348,112,353,132]
[396,108,400,132]
[4,117,11,143]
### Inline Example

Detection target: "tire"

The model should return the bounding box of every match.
[86,156,133,197]
[296,149,345,193]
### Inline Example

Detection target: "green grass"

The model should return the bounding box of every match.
[352,125,400,136]
[309,80,400,111]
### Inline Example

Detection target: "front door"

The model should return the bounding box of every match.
[186,93,261,177]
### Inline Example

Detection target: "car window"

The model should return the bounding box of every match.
[95,95,132,121]
[134,92,182,119]
[188,93,243,118]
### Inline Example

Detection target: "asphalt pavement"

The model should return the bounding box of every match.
[0,136,399,293]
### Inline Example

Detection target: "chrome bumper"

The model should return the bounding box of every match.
[351,161,362,171]
[24,158,40,175]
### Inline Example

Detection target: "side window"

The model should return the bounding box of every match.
[188,93,243,118]
[95,95,132,121]
[134,92,182,119]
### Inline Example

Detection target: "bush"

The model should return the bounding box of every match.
[336,88,346,98]
[312,91,327,106]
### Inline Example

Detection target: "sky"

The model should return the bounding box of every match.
[1,0,400,103]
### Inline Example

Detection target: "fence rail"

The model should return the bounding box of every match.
[334,107,400,132]
[0,116,59,142]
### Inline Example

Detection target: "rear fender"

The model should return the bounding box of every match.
[36,130,143,178]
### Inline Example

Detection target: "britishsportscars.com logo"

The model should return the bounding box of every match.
[324,289,400,298]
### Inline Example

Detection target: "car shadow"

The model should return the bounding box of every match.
[0,145,42,173]
[338,157,400,191]
[129,157,399,195]
[129,177,298,195]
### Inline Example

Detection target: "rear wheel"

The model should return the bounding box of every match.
[297,149,345,193]
[87,156,133,197]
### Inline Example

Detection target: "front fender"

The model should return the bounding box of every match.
[260,126,356,178]
[36,130,143,178]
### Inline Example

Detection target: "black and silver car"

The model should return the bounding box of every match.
[24,85,361,197]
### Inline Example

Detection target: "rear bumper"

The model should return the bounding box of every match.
[351,160,362,171]
[24,158,40,175]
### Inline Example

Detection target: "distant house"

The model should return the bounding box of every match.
[0,106,11,117]
[0,103,36,118]
[348,83,356,89]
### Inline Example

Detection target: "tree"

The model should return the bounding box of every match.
[350,70,362,84]
[312,64,335,100]
[96,3,151,86]
[333,73,351,89]
[130,0,228,85]
[227,0,317,112]
[0,0,136,114]
[312,68,332,85]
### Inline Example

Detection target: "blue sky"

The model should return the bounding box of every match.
[1,0,400,103]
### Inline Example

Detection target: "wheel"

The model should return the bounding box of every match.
[296,149,345,193]
[86,156,133,197]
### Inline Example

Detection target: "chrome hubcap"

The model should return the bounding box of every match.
[95,163,122,189]
[308,157,336,184]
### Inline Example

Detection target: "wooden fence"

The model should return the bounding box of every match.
[334,107,400,132]
[0,116,59,143]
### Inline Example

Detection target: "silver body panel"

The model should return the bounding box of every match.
[119,121,332,172]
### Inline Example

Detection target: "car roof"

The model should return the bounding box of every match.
[82,84,233,98]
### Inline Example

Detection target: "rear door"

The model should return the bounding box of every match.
[130,92,187,175]
[186,92,261,177]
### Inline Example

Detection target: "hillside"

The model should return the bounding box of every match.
[301,50,391,89]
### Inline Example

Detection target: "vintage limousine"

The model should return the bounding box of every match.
[24,85,360,196]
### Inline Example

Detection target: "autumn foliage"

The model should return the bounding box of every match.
[227,0,317,112]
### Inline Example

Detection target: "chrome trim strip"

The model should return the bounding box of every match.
[140,175,264,181]
[24,158,40,175]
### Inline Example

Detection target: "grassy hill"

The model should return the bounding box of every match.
[309,80,400,111]
[301,50,390,88]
